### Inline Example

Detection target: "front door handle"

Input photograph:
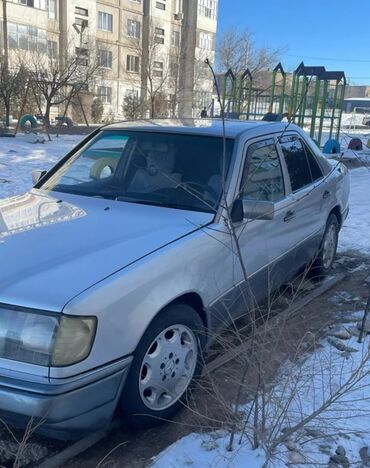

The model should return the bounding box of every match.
[284,210,295,222]
[323,190,331,200]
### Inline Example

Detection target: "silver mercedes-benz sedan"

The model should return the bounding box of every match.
[0,119,349,439]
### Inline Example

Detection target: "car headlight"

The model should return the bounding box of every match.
[0,307,96,367]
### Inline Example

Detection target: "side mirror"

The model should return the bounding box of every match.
[242,199,274,220]
[231,198,275,222]
[32,170,47,185]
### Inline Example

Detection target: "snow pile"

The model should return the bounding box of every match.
[338,167,370,256]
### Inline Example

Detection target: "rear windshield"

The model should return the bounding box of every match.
[40,131,234,213]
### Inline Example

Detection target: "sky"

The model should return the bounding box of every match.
[217,0,370,85]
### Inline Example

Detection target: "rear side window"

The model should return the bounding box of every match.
[279,136,322,192]
[241,138,285,202]
[302,141,323,182]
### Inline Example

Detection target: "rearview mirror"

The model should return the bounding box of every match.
[32,170,47,185]
[242,199,275,221]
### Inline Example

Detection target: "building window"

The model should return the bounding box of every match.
[98,86,112,104]
[171,30,180,47]
[98,49,112,68]
[47,39,58,57]
[127,19,140,39]
[153,61,163,78]
[8,22,47,53]
[98,12,113,32]
[198,0,217,19]
[199,32,213,50]
[154,27,165,44]
[18,0,47,9]
[48,0,57,19]
[126,55,139,73]
[156,2,166,10]
[75,6,88,16]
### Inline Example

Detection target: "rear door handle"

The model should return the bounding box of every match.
[323,190,331,200]
[284,210,295,222]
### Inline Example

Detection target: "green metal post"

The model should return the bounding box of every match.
[293,75,302,123]
[231,75,237,112]
[237,75,244,114]
[222,73,227,111]
[336,81,346,140]
[269,70,277,113]
[310,77,321,139]
[246,80,252,119]
[278,73,287,114]
[298,76,308,127]
[288,72,296,119]
[329,80,339,140]
[317,79,328,146]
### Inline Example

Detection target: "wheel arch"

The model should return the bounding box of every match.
[137,291,209,347]
[329,205,342,227]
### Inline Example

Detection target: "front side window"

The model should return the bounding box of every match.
[98,12,113,32]
[241,138,285,202]
[279,136,322,192]
[39,131,234,213]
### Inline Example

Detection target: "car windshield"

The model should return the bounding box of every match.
[40,130,234,213]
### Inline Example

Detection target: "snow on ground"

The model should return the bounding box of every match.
[152,311,370,468]
[338,167,370,256]
[0,133,84,198]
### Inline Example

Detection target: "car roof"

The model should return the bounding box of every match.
[104,118,291,139]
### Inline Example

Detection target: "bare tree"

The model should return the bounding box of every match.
[26,32,101,127]
[217,26,283,77]
[127,20,171,119]
[0,56,28,127]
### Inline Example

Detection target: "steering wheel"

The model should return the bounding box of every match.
[182,181,219,202]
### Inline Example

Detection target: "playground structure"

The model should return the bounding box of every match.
[217,62,347,147]
[11,80,89,139]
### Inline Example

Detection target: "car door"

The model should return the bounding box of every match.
[269,133,326,281]
[230,136,287,315]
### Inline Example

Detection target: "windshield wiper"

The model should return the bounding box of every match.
[116,196,213,213]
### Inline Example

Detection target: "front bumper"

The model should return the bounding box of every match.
[0,356,132,440]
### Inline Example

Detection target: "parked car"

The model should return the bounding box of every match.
[0,119,350,439]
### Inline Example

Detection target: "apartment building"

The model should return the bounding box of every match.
[0,0,218,119]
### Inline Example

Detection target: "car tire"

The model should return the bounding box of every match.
[119,303,206,428]
[309,213,339,280]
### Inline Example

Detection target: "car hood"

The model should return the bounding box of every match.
[0,190,213,311]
